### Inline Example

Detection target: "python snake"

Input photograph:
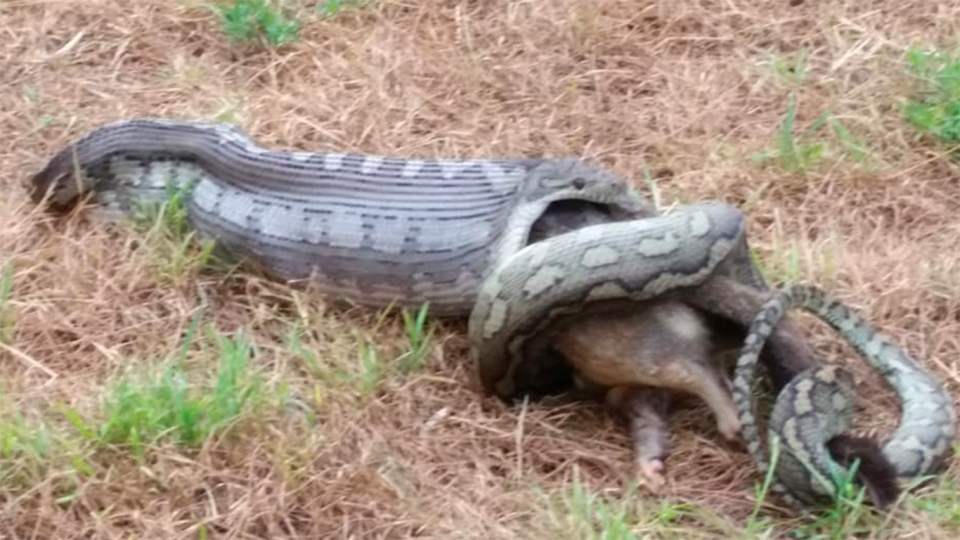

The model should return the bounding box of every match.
[28,118,955,505]
[29,118,653,316]
[734,284,956,505]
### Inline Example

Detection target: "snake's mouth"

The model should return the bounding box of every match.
[529,199,639,245]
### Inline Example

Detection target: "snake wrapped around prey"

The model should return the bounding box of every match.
[28,118,955,505]
[734,284,956,506]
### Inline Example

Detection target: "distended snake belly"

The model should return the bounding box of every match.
[29,118,651,316]
[29,118,956,505]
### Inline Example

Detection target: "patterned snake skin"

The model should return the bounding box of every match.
[734,284,956,505]
[29,118,653,316]
[28,118,955,507]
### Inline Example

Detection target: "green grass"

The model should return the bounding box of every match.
[287,303,435,401]
[318,0,370,16]
[752,94,828,172]
[59,311,266,462]
[354,338,384,398]
[755,51,869,172]
[769,51,811,88]
[211,0,301,46]
[725,389,882,540]
[131,177,218,286]
[397,303,436,374]
[742,436,783,535]
[0,404,56,489]
[101,333,262,451]
[750,235,839,289]
[788,460,882,540]
[904,46,960,150]
[286,323,384,401]
[0,264,14,344]
[536,471,740,540]
[0,395,91,502]
[207,0,373,47]
[1,314,269,498]
[544,476,641,540]
[910,476,960,534]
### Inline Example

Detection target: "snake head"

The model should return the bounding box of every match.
[523,159,655,216]
[27,143,94,211]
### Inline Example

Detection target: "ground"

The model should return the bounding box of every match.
[1,1,959,539]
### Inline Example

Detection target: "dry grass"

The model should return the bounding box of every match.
[2,0,959,538]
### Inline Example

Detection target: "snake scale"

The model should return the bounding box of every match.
[734,284,956,505]
[28,118,956,506]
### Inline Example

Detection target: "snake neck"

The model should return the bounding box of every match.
[486,200,549,274]
[31,120,221,208]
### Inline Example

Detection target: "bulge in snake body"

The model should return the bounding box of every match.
[528,200,744,481]
[525,201,943,504]
[552,299,741,442]
[31,119,655,317]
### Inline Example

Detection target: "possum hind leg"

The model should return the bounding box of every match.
[605,386,671,491]
[554,301,741,441]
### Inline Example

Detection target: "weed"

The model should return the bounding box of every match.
[751,230,839,288]
[911,477,960,533]
[789,460,881,540]
[213,98,246,124]
[287,323,385,400]
[355,338,383,398]
[753,94,869,173]
[91,313,265,453]
[0,264,14,344]
[829,117,869,161]
[287,324,328,380]
[318,0,369,16]
[640,165,662,211]
[543,474,640,540]
[744,436,783,533]
[904,47,960,150]
[212,0,300,46]
[132,178,193,237]
[287,303,431,401]
[396,303,435,374]
[753,94,828,172]
[536,471,729,540]
[0,406,54,487]
[0,397,93,501]
[131,177,217,285]
[770,51,810,87]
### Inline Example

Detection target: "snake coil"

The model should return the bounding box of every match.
[733,284,956,505]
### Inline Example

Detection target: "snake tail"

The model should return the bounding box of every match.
[733,284,956,507]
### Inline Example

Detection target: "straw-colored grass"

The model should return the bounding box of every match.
[1,0,958,538]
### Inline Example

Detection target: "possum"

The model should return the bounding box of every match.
[552,301,737,490]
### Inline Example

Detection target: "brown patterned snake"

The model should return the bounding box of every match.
[29,118,955,506]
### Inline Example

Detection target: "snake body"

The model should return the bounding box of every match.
[29,118,955,506]
[734,284,956,504]
[470,202,757,398]
[29,118,651,316]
